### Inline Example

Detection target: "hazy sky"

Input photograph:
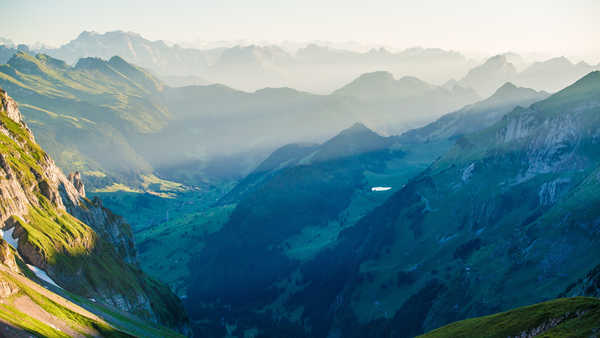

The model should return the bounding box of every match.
[2,0,600,61]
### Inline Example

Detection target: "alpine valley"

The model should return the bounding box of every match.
[1,18,600,338]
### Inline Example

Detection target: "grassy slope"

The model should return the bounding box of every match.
[1,89,188,333]
[420,297,600,338]
[0,264,183,337]
[1,95,148,312]
[90,179,236,296]
[0,52,167,187]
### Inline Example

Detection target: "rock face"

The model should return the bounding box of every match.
[562,264,600,298]
[0,88,190,333]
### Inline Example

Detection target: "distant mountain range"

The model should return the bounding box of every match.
[3,31,476,93]
[459,54,599,97]
[0,51,478,188]
[2,31,597,96]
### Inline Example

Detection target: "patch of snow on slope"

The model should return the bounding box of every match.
[26,264,62,289]
[0,227,18,249]
[371,187,392,191]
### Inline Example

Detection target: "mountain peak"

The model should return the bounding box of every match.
[485,54,509,65]
[74,56,108,70]
[492,82,518,95]
[76,30,99,39]
[342,122,372,134]
[356,71,395,82]
[312,123,389,162]
[476,81,547,108]
[7,51,47,76]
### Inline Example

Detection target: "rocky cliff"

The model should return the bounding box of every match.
[0,87,190,334]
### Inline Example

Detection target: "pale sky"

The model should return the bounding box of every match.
[2,0,600,62]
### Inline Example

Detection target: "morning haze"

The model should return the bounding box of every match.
[2,0,600,61]
[0,1,600,337]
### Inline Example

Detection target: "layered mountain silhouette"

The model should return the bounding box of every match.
[458,54,599,97]
[0,51,478,188]
[14,31,474,92]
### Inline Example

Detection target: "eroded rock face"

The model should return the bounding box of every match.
[68,196,137,265]
[0,279,18,298]
[562,263,600,298]
[68,172,85,196]
[0,89,189,332]
[0,90,135,264]
[0,87,26,126]
[0,240,19,273]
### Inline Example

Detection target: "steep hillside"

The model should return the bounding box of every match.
[420,297,600,337]
[185,123,452,336]
[279,71,600,337]
[400,82,549,142]
[182,71,600,337]
[0,51,167,187]
[0,88,189,335]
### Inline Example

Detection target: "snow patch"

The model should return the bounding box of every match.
[0,227,18,249]
[462,163,475,182]
[26,264,62,289]
[371,187,392,192]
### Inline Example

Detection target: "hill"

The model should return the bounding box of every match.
[400,82,549,142]
[183,71,600,337]
[420,297,600,338]
[0,88,189,335]
[282,71,600,337]
[0,52,480,189]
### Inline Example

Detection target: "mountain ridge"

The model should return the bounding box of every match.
[0,88,190,335]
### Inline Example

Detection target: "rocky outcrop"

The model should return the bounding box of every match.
[0,239,19,273]
[562,264,600,298]
[0,88,190,333]
[68,171,85,196]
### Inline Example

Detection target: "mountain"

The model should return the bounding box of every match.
[40,30,220,77]
[182,71,600,337]
[6,31,595,95]
[271,71,600,337]
[459,54,599,97]
[400,82,550,142]
[0,52,479,189]
[23,31,474,93]
[501,52,529,72]
[459,55,518,97]
[292,45,474,93]
[420,297,600,337]
[204,45,293,91]
[0,51,168,188]
[331,71,479,133]
[160,74,211,87]
[0,88,189,335]
[332,71,436,100]
[0,45,18,64]
[185,123,451,336]
[516,56,598,92]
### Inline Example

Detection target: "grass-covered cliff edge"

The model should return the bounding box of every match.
[0,87,190,336]
[420,297,600,337]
